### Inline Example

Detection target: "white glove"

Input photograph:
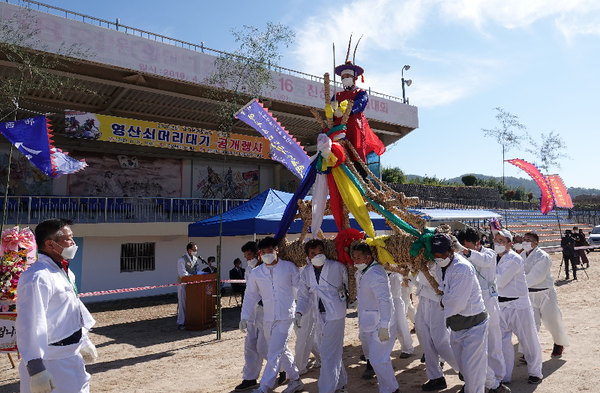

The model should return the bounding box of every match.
[30,370,55,393]
[294,313,303,329]
[378,327,390,342]
[80,343,98,364]
[239,319,248,332]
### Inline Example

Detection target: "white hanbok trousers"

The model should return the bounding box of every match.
[450,319,488,393]
[484,307,505,389]
[294,307,320,373]
[260,319,300,390]
[401,285,416,324]
[315,314,347,393]
[499,305,543,381]
[177,284,186,325]
[19,354,90,393]
[242,306,268,380]
[415,297,459,380]
[361,323,399,393]
[529,289,570,346]
[393,297,414,354]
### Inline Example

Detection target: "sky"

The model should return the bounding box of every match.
[30,0,600,190]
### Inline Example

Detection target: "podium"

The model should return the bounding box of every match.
[183,273,217,331]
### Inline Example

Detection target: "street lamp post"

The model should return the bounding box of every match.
[401,65,412,104]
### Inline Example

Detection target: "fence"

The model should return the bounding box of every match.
[416,197,541,211]
[0,196,248,225]
[568,210,600,227]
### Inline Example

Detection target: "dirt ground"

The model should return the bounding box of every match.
[1,251,598,393]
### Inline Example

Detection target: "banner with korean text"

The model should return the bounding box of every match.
[546,175,573,209]
[235,99,310,179]
[0,313,17,352]
[507,159,554,214]
[64,111,269,159]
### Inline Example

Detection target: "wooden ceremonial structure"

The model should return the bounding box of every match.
[183,273,217,331]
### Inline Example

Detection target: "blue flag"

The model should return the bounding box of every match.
[0,116,86,178]
[235,99,309,179]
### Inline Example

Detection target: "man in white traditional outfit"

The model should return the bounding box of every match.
[294,288,321,376]
[176,242,200,330]
[414,254,459,391]
[296,239,348,393]
[388,272,415,359]
[235,241,268,392]
[494,229,544,385]
[457,229,510,393]
[17,219,98,393]
[432,233,489,393]
[239,237,304,393]
[519,232,570,357]
[352,242,400,393]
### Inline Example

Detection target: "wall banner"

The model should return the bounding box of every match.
[65,111,269,159]
[0,313,17,352]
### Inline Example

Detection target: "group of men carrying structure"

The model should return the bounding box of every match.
[12,55,569,393]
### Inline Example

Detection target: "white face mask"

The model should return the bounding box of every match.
[55,241,78,260]
[191,251,198,257]
[513,243,523,251]
[247,258,258,268]
[354,263,367,271]
[522,242,533,252]
[261,253,277,265]
[311,254,326,267]
[494,243,506,254]
[434,256,451,267]
[342,77,354,88]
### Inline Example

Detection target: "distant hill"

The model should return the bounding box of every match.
[407,173,600,198]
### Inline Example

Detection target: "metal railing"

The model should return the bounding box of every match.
[6,0,404,103]
[568,210,600,227]
[0,196,247,225]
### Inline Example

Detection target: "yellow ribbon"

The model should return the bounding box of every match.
[320,152,338,172]
[366,236,396,265]
[332,166,375,238]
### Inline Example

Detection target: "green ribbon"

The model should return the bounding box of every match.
[316,152,324,174]
[409,227,436,262]
[326,124,347,137]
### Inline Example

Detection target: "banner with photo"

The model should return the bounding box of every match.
[192,162,259,199]
[65,111,269,159]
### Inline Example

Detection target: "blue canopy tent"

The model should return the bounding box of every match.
[188,189,389,237]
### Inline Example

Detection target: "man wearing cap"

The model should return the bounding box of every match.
[457,229,508,393]
[328,61,386,178]
[432,233,489,393]
[520,232,570,358]
[494,229,543,385]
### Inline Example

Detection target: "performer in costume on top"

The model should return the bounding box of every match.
[327,38,386,178]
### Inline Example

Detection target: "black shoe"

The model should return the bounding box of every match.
[574,276,578,280]
[277,371,287,385]
[528,376,543,384]
[551,344,564,357]
[178,324,185,330]
[458,372,464,381]
[360,354,366,361]
[399,352,412,359]
[421,377,447,391]
[489,383,512,393]
[420,353,426,363]
[362,367,376,379]
[458,385,465,393]
[234,379,258,391]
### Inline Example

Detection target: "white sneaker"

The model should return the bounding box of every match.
[282,378,304,393]
[312,359,321,368]
[335,387,348,393]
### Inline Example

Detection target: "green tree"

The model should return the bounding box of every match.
[206,23,294,133]
[462,174,477,186]
[382,167,407,183]
[525,131,570,174]
[481,107,527,186]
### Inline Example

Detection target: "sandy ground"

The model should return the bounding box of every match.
[1,251,598,393]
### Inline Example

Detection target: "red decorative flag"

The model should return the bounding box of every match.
[546,175,573,209]
[507,159,554,214]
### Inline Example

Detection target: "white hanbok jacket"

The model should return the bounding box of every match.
[520,247,554,289]
[466,246,500,313]
[496,250,529,309]
[296,259,348,321]
[356,262,395,333]
[16,254,96,363]
[241,259,300,322]
[440,254,486,319]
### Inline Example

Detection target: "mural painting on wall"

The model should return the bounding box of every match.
[68,152,182,197]
[0,152,52,196]
[192,163,259,199]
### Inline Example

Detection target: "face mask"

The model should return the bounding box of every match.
[354,263,367,271]
[513,243,523,251]
[191,251,198,257]
[342,77,354,89]
[247,258,258,268]
[494,243,506,254]
[522,242,533,252]
[261,253,277,264]
[311,254,326,267]
[55,241,78,260]
[435,257,451,268]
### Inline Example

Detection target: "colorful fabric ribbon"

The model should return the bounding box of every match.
[409,227,436,262]
[365,236,396,265]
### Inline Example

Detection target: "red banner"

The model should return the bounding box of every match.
[546,175,573,209]
[507,159,554,214]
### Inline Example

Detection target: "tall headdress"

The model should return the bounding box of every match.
[334,34,365,82]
